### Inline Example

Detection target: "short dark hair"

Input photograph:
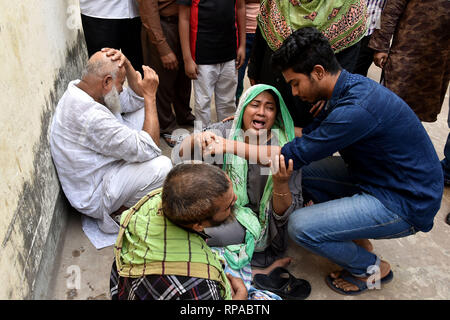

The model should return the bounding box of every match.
[271,27,341,76]
[161,163,230,226]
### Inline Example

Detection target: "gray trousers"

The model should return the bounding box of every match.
[194,60,238,128]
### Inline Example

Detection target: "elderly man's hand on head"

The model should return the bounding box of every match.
[101,47,129,68]
[101,48,144,97]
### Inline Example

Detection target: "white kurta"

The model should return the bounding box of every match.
[50,80,171,233]
[79,0,140,19]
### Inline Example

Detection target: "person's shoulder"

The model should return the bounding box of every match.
[55,85,100,119]
[344,73,405,112]
[343,72,376,93]
[336,73,379,108]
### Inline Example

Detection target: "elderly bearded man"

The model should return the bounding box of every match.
[50,49,172,234]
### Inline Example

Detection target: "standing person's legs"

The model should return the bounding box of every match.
[81,15,121,58]
[142,19,180,135]
[441,100,450,225]
[441,100,450,185]
[173,66,194,125]
[120,17,144,75]
[194,64,219,128]
[335,40,361,73]
[354,35,374,77]
[167,19,194,126]
[215,60,238,122]
[236,33,255,103]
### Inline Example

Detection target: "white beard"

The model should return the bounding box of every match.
[104,86,122,114]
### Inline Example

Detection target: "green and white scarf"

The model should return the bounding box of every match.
[222,84,295,270]
[258,0,367,52]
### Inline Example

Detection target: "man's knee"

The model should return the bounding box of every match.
[288,209,320,247]
[150,155,173,181]
[122,156,172,207]
[134,155,172,190]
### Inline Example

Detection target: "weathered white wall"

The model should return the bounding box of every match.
[0,0,87,299]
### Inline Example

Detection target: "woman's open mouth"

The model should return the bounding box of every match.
[252,120,266,129]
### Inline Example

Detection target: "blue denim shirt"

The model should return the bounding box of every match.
[281,70,443,232]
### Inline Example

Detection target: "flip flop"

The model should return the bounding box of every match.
[162,134,177,148]
[253,267,311,300]
[250,250,277,268]
[325,269,394,296]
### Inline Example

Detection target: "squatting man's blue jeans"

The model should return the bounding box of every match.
[288,157,417,278]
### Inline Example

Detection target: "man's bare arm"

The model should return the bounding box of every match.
[179,5,198,79]
[203,134,282,166]
[137,66,160,146]
[235,0,246,69]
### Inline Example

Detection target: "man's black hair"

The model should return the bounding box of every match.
[271,27,341,76]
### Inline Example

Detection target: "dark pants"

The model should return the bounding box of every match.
[335,40,361,74]
[354,35,375,77]
[236,32,256,103]
[81,14,144,74]
[142,17,193,134]
[441,100,450,182]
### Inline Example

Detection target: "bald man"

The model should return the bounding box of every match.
[50,48,172,234]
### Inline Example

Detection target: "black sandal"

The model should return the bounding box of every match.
[253,267,311,300]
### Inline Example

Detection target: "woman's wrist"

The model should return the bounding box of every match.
[273,180,290,190]
[273,190,290,197]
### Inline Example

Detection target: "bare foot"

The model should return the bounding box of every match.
[252,257,293,277]
[304,200,314,207]
[353,239,374,252]
[329,260,391,293]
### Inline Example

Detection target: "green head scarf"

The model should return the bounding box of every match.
[221,84,295,269]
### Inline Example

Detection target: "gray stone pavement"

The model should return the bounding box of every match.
[49,66,450,300]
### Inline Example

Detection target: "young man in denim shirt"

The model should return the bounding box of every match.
[267,27,443,295]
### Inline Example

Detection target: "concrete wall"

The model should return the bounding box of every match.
[0,0,87,299]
